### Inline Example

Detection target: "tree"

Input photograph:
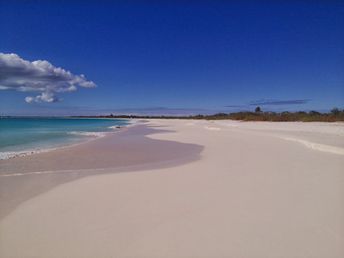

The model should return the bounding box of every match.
[255,106,262,113]
[309,110,320,115]
[331,107,340,115]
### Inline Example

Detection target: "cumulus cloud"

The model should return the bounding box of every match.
[0,53,96,103]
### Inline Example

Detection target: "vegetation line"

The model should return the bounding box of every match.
[74,107,344,122]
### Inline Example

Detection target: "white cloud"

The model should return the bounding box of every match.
[0,53,96,103]
[25,92,58,103]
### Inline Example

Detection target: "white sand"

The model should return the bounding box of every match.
[1,120,344,257]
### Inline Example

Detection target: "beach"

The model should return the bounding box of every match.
[1,119,343,257]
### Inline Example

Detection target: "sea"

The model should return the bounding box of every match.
[0,117,129,160]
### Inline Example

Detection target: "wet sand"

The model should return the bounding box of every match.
[0,123,203,219]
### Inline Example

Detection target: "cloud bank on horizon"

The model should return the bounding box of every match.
[0,53,96,103]
[225,99,311,109]
[249,99,310,106]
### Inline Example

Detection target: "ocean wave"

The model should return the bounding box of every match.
[67,131,107,137]
[108,125,122,130]
[0,151,31,160]
[0,148,53,160]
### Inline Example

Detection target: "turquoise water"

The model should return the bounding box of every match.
[0,117,129,159]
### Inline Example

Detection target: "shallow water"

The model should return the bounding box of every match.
[0,117,129,159]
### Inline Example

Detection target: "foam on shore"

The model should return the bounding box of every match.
[0,147,60,160]
[68,131,108,137]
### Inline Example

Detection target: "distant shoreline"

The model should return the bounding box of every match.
[71,109,344,122]
[3,108,344,122]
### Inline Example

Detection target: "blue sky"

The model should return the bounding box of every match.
[0,1,343,115]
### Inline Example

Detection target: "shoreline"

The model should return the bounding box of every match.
[0,122,203,219]
[2,118,342,161]
[0,119,134,161]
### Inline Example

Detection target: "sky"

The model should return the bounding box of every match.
[0,0,343,115]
